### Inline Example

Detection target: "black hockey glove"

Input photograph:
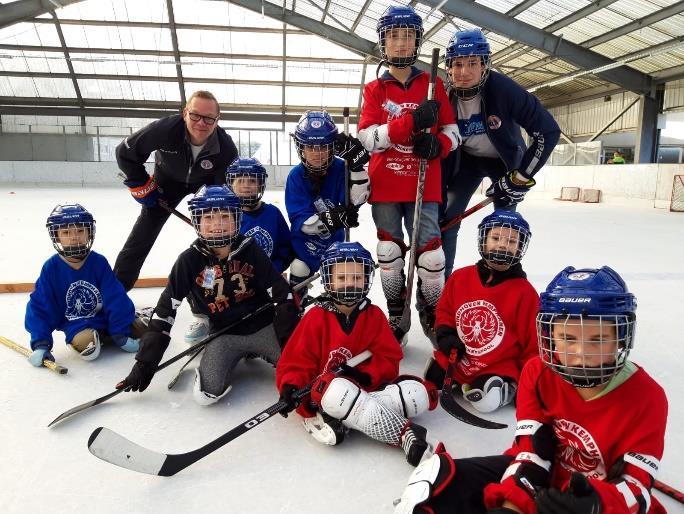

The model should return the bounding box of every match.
[334,133,370,172]
[486,171,536,208]
[411,99,440,131]
[118,360,156,392]
[279,384,301,418]
[536,473,602,514]
[412,132,443,160]
[273,300,300,348]
[486,509,522,514]
[339,364,371,387]
[318,205,359,231]
[435,326,466,359]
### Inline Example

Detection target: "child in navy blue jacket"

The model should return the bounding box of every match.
[185,157,294,343]
[25,204,143,365]
[285,110,369,299]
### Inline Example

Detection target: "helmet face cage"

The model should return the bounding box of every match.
[445,29,491,97]
[226,171,266,207]
[226,158,268,208]
[536,313,635,388]
[293,111,338,177]
[478,220,530,267]
[378,22,424,68]
[190,205,243,248]
[46,205,95,260]
[322,255,375,306]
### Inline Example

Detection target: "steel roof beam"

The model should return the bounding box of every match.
[0,0,85,29]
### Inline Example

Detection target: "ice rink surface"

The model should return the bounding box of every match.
[0,185,682,513]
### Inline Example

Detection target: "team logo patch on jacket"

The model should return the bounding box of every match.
[487,115,502,130]
[200,159,213,170]
[454,300,505,356]
[554,418,606,480]
[65,280,103,320]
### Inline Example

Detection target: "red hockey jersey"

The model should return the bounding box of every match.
[358,69,457,203]
[485,357,668,514]
[276,301,403,417]
[434,264,539,384]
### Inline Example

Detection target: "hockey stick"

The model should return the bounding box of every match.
[48,301,276,428]
[0,335,68,375]
[343,106,351,242]
[396,47,441,342]
[440,197,494,233]
[439,349,507,430]
[165,269,324,390]
[88,349,373,476]
[655,479,684,504]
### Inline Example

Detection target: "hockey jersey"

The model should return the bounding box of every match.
[284,158,346,270]
[358,67,458,203]
[25,252,135,348]
[240,202,292,273]
[434,262,539,384]
[276,299,403,417]
[485,357,668,514]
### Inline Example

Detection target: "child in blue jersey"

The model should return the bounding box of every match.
[184,157,294,343]
[285,110,370,298]
[25,204,144,365]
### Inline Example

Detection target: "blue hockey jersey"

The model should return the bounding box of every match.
[285,157,346,270]
[240,202,292,273]
[25,252,135,349]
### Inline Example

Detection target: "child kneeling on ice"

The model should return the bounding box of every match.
[276,241,438,466]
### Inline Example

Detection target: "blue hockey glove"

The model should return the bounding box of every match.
[28,341,55,367]
[125,175,161,208]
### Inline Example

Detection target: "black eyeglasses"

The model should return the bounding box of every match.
[187,112,219,125]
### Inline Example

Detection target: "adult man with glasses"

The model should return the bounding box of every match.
[114,90,238,291]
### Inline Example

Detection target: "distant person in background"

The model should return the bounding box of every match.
[608,150,626,164]
[114,90,238,291]
[440,28,560,278]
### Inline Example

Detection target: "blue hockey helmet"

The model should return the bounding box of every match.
[292,110,338,177]
[188,185,243,248]
[46,203,95,259]
[445,28,491,97]
[321,242,375,306]
[226,157,268,208]
[477,210,531,267]
[537,266,637,388]
[376,5,424,68]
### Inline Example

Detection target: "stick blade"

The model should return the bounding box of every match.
[88,427,167,476]
[439,388,508,430]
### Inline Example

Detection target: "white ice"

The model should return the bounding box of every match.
[0,186,682,513]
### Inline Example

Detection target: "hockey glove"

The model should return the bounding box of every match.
[412,132,443,160]
[318,205,359,232]
[118,360,156,392]
[279,384,301,417]
[28,341,55,368]
[536,473,601,514]
[487,509,522,514]
[111,334,140,353]
[339,364,371,387]
[334,133,370,172]
[349,169,370,205]
[125,175,160,208]
[273,301,300,348]
[435,326,466,359]
[486,171,536,208]
[411,99,440,131]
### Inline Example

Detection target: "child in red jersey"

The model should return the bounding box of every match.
[394,266,668,514]
[356,5,460,344]
[426,210,538,414]
[276,242,438,466]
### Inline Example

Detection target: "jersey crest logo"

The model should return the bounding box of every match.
[554,418,606,480]
[200,159,213,170]
[244,226,274,257]
[454,300,505,356]
[64,280,103,320]
[323,347,353,374]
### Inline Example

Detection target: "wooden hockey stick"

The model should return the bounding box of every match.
[440,197,494,233]
[0,277,167,294]
[654,479,684,504]
[0,335,68,375]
